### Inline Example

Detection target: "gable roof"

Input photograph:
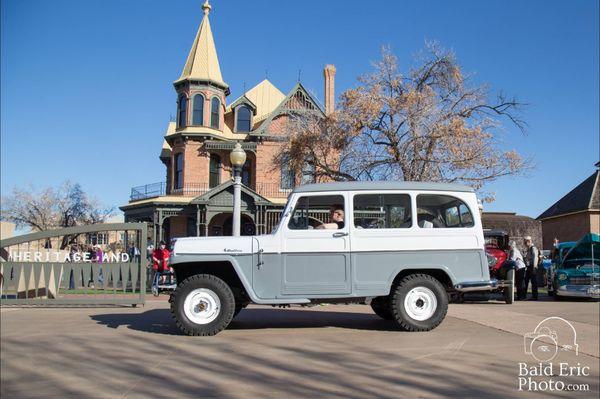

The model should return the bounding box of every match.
[228,94,257,114]
[537,170,600,220]
[175,1,227,89]
[190,180,273,206]
[252,82,325,135]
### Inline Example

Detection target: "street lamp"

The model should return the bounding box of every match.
[230,142,247,236]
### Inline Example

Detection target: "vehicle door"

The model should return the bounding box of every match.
[281,193,351,296]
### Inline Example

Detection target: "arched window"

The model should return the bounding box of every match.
[174,153,184,190]
[236,105,252,132]
[209,154,221,188]
[177,96,187,128]
[192,94,204,125]
[210,97,220,129]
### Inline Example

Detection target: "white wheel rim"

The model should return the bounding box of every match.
[404,287,437,321]
[183,288,221,325]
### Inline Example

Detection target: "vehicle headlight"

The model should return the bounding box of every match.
[558,274,568,281]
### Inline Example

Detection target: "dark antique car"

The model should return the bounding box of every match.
[484,229,509,277]
[459,229,514,304]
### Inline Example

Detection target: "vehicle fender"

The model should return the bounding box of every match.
[386,263,458,293]
[171,254,260,303]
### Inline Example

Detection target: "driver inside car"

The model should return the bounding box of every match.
[316,205,345,230]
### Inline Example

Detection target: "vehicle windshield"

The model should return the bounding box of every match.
[271,199,294,234]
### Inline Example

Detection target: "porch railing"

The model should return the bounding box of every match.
[130,181,293,201]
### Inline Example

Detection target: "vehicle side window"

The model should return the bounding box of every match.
[353,194,412,229]
[417,194,475,228]
[287,195,345,230]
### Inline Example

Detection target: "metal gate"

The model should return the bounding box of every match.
[0,223,147,306]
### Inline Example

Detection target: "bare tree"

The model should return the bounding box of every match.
[277,43,532,201]
[1,181,114,248]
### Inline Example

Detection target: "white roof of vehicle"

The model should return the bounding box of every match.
[293,181,475,193]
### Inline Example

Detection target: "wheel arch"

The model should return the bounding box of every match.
[172,257,255,303]
[390,267,455,293]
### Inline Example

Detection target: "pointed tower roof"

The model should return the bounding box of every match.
[175,0,227,90]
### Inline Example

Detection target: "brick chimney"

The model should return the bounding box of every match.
[323,64,336,116]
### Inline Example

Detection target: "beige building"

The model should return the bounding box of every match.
[121,1,334,243]
[537,162,600,249]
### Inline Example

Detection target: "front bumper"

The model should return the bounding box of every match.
[454,279,511,292]
[556,284,600,298]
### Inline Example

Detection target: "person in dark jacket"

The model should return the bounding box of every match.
[523,236,539,301]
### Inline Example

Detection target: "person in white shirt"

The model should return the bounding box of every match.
[508,241,526,300]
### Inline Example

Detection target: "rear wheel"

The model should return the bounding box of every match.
[170,274,235,336]
[390,274,448,331]
[370,297,393,320]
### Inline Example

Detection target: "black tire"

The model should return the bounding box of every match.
[170,274,235,336]
[504,269,515,304]
[370,297,394,320]
[390,274,448,331]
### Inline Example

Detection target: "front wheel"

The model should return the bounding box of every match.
[390,274,448,331]
[170,274,235,336]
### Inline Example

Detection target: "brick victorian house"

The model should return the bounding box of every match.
[121,1,336,243]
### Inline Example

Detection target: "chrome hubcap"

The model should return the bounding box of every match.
[183,288,221,325]
[404,287,437,321]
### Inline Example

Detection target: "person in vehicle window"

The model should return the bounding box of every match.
[316,205,344,230]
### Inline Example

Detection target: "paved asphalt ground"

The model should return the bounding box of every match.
[1,297,599,399]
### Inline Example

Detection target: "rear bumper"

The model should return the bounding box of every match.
[454,279,507,292]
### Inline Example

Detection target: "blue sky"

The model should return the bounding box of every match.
[1,0,598,220]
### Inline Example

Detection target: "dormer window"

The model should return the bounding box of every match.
[192,94,204,125]
[236,105,252,132]
[177,95,187,128]
[210,97,220,129]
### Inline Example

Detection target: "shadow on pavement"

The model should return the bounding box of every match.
[91,307,399,335]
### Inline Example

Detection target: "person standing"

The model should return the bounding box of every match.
[152,241,171,284]
[523,236,539,301]
[508,241,526,300]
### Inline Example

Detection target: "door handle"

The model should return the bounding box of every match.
[257,249,264,269]
[332,232,348,238]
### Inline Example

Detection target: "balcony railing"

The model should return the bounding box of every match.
[130,181,294,201]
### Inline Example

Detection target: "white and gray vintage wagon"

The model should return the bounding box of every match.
[168,181,506,335]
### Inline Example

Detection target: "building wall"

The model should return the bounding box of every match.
[590,211,600,234]
[540,212,593,249]
[255,141,283,188]
[482,213,542,250]
[182,141,210,189]
[169,216,188,239]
